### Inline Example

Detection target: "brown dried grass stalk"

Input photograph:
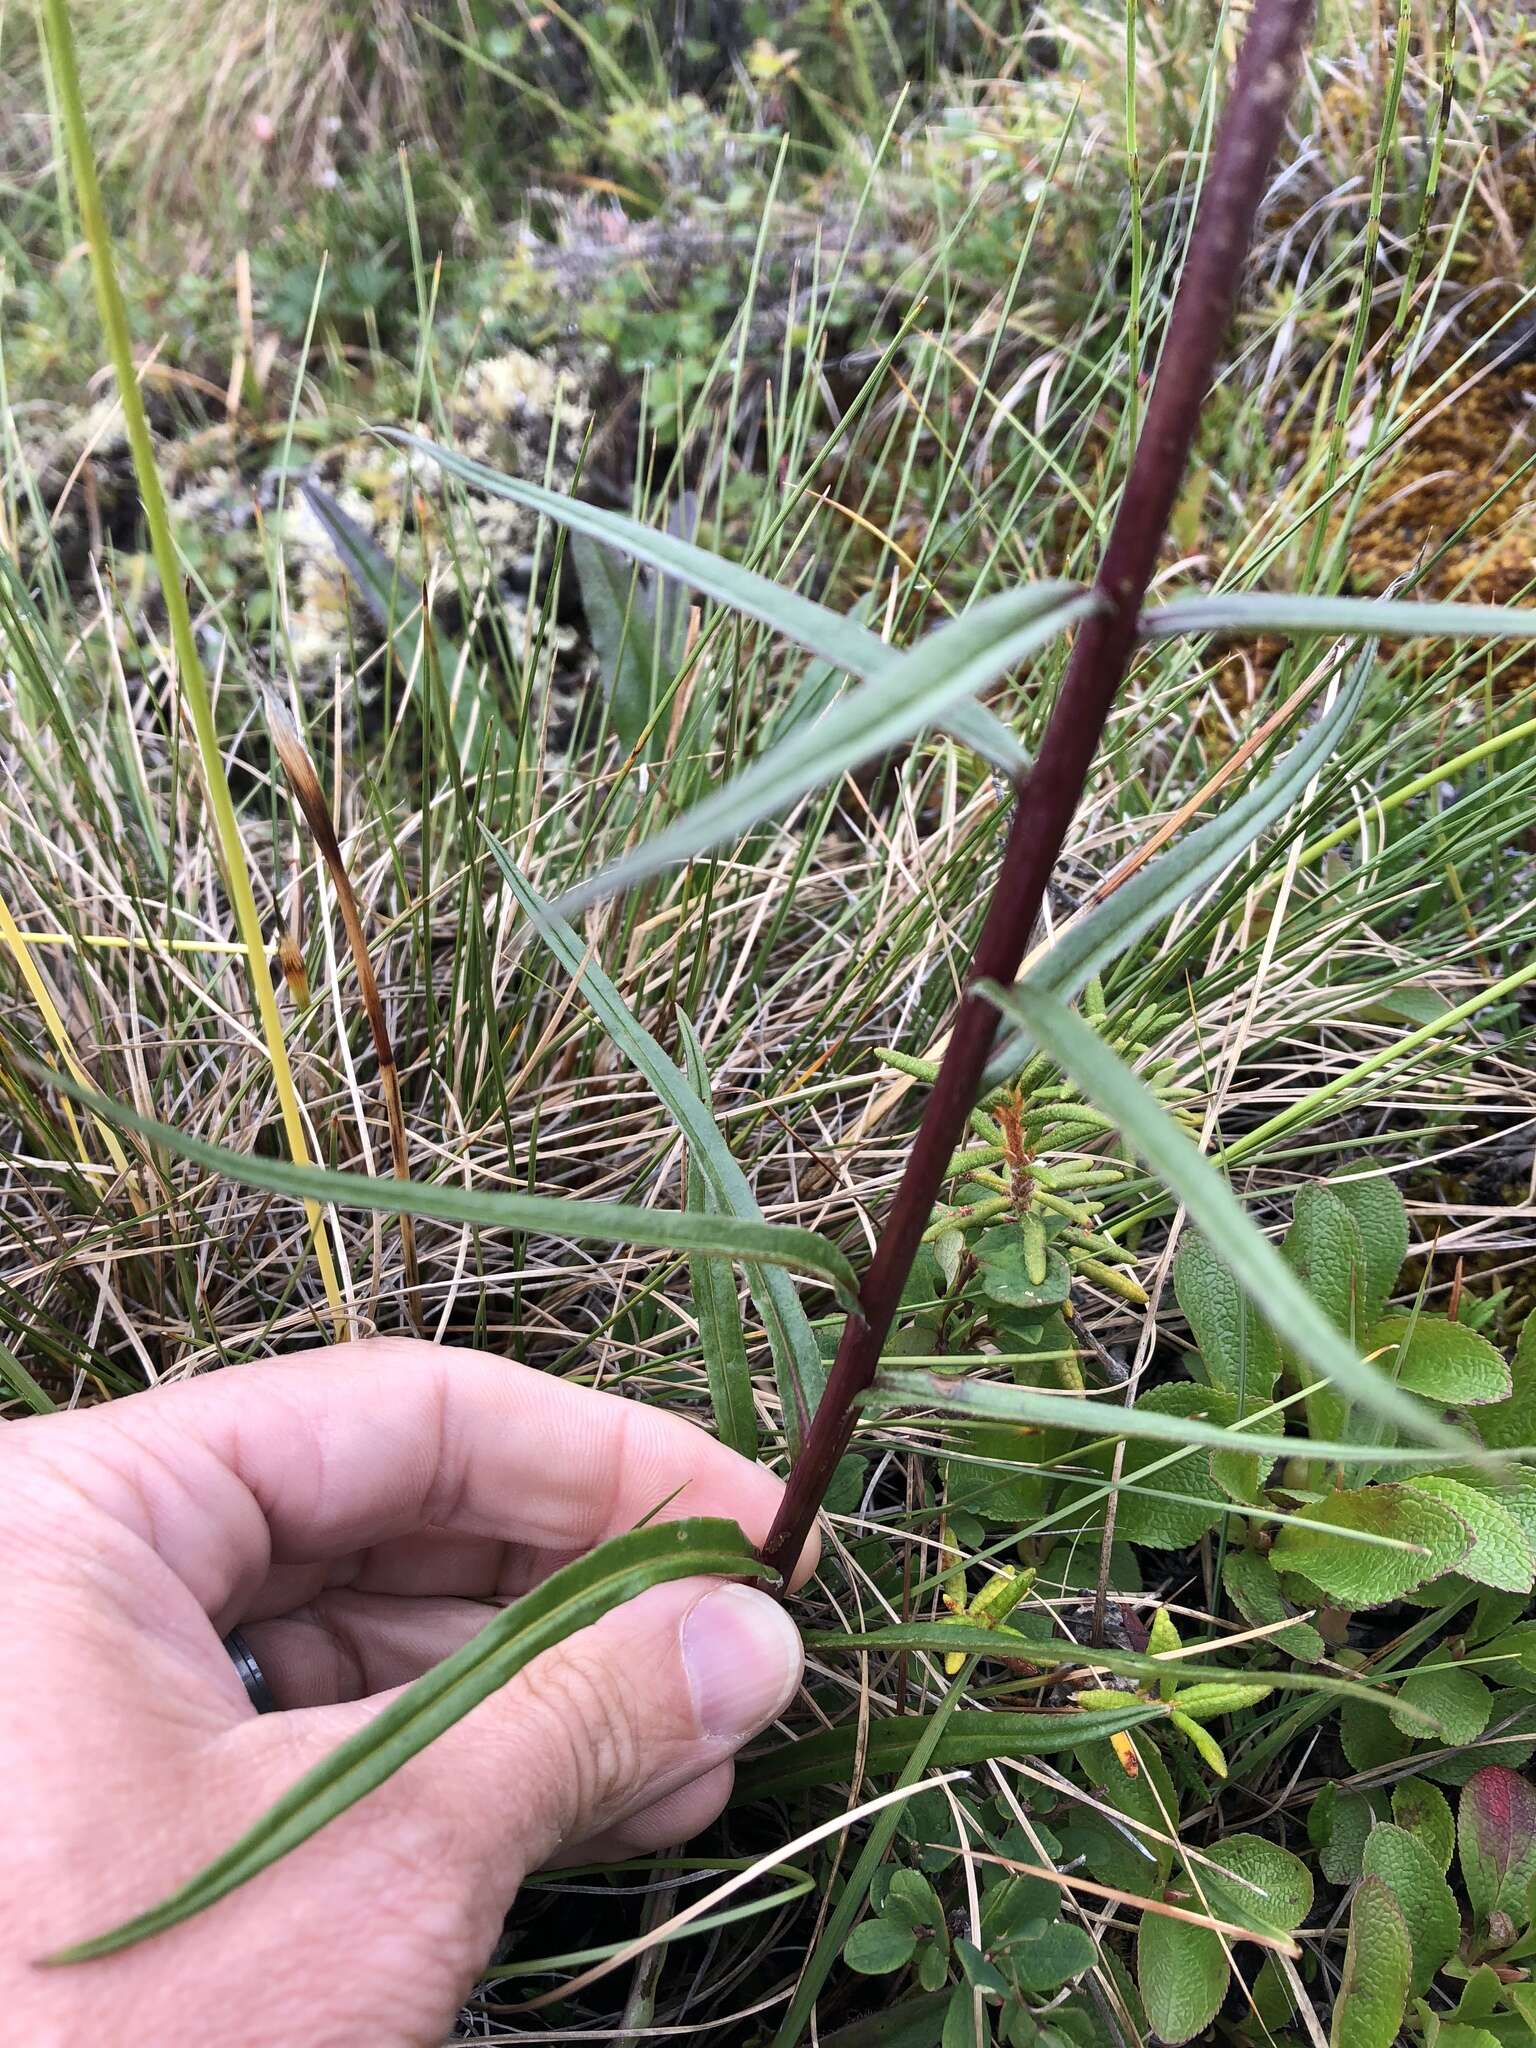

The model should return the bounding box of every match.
[265,692,422,1326]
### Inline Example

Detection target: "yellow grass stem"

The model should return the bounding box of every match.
[39,0,346,1332]
[0,885,129,1178]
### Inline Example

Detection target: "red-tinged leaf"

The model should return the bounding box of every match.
[1457,1766,1536,1928]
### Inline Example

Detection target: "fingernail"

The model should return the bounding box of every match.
[682,1584,802,1740]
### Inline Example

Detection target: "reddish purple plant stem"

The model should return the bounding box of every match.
[761,0,1316,1589]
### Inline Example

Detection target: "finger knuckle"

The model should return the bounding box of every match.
[515,1641,645,1830]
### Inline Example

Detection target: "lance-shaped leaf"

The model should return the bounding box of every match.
[383,427,1030,775]
[49,1518,771,1961]
[1143,590,1536,645]
[975,985,1470,1455]
[35,1065,861,1308]
[870,1368,1477,1469]
[550,583,1094,914]
[805,1622,1434,1718]
[738,1701,1168,1801]
[481,843,826,1449]
[299,479,512,775]
[984,644,1370,1083]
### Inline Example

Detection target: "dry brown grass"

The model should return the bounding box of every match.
[69,0,430,238]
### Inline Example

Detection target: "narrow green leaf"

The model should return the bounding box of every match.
[298,480,509,775]
[384,428,1030,774]
[1144,591,1536,645]
[804,1623,1431,1716]
[871,1368,1468,1470]
[480,844,826,1446]
[738,1702,1167,1802]
[553,584,1094,915]
[49,1519,771,1961]
[976,986,1469,1455]
[985,644,1370,1083]
[568,532,680,758]
[35,1065,861,1309]
[0,1337,57,1414]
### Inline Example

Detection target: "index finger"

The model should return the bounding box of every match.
[18,1338,819,1622]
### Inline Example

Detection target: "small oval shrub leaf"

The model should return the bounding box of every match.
[1137,1911,1227,2044]
[1457,1765,1536,1927]
[1330,1874,1412,2048]
[1269,1483,1473,1609]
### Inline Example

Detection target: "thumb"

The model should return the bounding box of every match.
[265,1574,803,1896]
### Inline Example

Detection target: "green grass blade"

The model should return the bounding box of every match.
[0,1336,56,1414]
[679,1012,815,1454]
[682,1027,759,1461]
[556,585,1095,915]
[35,1065,861,1308]
[383,427,1030,774]
[480,844,827,1445]
[299,480,510,775]
[49,1519,770,1962]
[974,986,1470,1455]
[869,1369,1481,1469]
[1143,592,1536,643]
[983,644,1372,1083]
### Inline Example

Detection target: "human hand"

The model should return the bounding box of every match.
[0,1338,816,2046]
